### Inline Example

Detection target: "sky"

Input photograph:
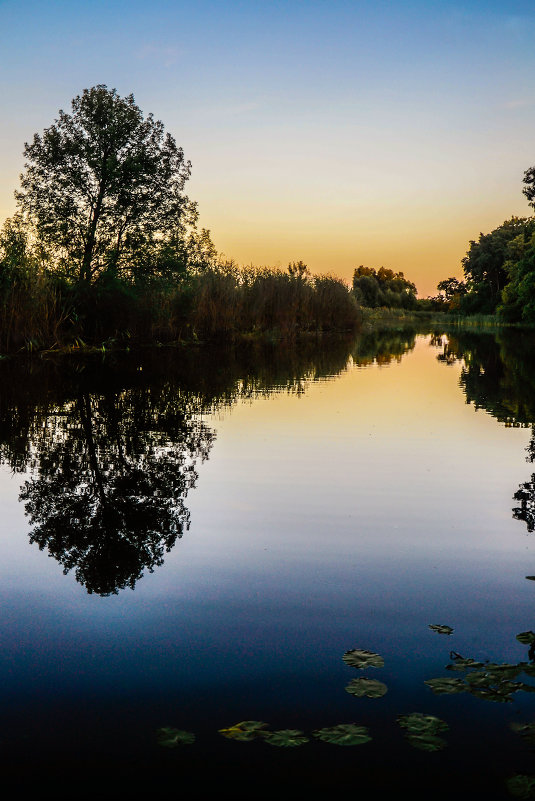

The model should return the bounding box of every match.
[1,0,535,296]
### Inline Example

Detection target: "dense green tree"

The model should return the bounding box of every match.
[16,85,196,284]
[436,277,467,309]
[352,265,417,309]
[460,217,535,314]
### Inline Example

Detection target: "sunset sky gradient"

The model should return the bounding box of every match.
[1,0,535,295]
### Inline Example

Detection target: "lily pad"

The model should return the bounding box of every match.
[397,713,448,735]
[424,677,467,695]
[342,649,384,669]
[218,721,268,741]
[313,724,371,746]
[345,678,388,698]
[263,729,309,747]
[517,632,535,645]
[511,722,535,745]
[429,624,454,635]
[398,713,448,752]
[507,774,535,798]
[156,727,195,747]
[446,658,484,671]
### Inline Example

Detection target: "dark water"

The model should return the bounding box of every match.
[2,329,535,799]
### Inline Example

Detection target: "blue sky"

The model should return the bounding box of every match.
[1,0,535,293]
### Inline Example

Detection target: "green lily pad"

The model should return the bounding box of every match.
[218,721,268,741]
[398,713,448,752]
[511,722,535,745]
[485,664,523,680]
[507,774,535,798]
[313,724,372,746]
[345,678,388,698]
[156,727,195,747]
[397,713,448,735]
[263,729,309,747]
[342,649,385,669]
[424,677,467,695]
[517,632,535,645]
[469,685,514,702]
[446,658,484,671]
[429,624,454,635]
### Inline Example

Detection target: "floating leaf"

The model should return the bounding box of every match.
[511,722,535,746]
[517,632,535,645]
[397,713,447,733]
[424,677,467,695]
[406,733,448,752]
[156,727,195,747]
[342,649,384,669]
[429,624,454,635]
[446,658,484,671]
[398,713,448,752]
[507,774,535,798]
[485,664,523,680]
[218,721,268,741]
[313,724,371,746]
[345,678,388,698]
[469,685,514,703]
[263,729,308,747]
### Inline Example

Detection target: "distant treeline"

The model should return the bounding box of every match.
[351,266,418,310]
[430,165,535,324]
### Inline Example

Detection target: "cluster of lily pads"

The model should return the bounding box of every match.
[155,626,535,797]
[424,629,535,704]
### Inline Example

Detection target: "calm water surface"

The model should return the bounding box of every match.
[1,329,535,798]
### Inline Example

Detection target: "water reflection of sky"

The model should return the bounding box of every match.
[1,335,535,795]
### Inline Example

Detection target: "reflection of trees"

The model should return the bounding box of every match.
[432,328,535,533]
[0,332,423,594]
[351,327,417,367]
[0,339,363,595]
[18,390,214,595]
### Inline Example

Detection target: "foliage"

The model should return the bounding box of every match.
[345,678,388,698]
[428,624,454,635]
[342,649,384,668]
[352,265,418,309]
[262,729,309,747]
[218,721,268,741]
[312,724,371,746]
[156,727,195,747]
[459,217,535,314]
[397,713,448,752]
[16,85,196,285]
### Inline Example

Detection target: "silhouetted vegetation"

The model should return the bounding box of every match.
[352,265,418,310]
[0,86,360,352]
[433,165,535,322]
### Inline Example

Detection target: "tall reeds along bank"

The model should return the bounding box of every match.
[0,218,67,352]
[188,265,361,340]
[0,218,360,350]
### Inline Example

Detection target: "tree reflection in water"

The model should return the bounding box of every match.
[431,327,535,535]
[0,338,371,595]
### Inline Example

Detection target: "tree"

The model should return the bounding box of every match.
[352,265,417,309]
[16,85,194,284]
[460,217,535,313]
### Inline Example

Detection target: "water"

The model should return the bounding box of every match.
[1,329,535,798]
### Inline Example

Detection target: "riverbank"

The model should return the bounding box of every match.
[360,307,532,331]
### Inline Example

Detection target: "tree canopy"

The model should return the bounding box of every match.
[16,85,196,284]
[352,265,417,309]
